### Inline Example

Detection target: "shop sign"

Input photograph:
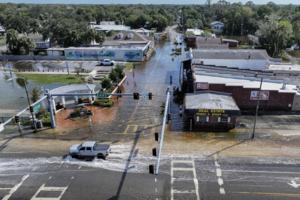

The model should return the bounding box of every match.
[197,109,225,116]
[196,82,209,90]
[250,91,269,100]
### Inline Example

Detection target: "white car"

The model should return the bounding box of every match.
[99,59,114,66]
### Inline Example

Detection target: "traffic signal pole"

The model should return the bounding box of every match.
[155,89,171,175]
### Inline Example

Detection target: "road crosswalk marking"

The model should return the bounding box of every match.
[1,174,29,200]
[31,184,68,200]
[170,158,200,200]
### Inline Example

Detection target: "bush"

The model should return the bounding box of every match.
[101,78,112,89]
[93,99,114,107]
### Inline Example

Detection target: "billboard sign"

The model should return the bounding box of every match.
[250,90,269,101]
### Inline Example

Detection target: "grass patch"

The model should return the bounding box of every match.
[16,73,85,84]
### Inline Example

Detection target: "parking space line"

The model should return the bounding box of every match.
[2,174,29,200]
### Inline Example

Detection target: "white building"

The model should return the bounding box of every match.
[90,21,130,32]
[191,49,280,70]
[210,21,224,34]
[186,29,204,36]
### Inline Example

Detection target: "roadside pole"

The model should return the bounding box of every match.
[20,77,38,132]
[155,88,171,175]
[46,90,56,129]
[251,77,263,139]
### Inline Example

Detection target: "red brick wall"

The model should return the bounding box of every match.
[197,84,294,111]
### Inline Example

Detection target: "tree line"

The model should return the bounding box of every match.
[0,2,299,57]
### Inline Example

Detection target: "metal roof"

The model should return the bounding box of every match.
[50,84,96,95]
[184,92,240,111]
[192,49,272,60]
[193,71,300,95]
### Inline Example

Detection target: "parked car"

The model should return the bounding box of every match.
[69,141,111,160]
[99,59,114,66]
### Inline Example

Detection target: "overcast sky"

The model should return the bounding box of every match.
[0,0,299,5]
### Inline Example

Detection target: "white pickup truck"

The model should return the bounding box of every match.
[69,141,111,160]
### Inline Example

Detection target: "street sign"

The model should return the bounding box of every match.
[196,82,209,90]
[0,124,4,133]
[250,90,269,101]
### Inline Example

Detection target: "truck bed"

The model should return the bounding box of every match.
[94,144,110,151]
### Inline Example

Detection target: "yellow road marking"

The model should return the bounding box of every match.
[123,125,138,134]
[234,191,300,198]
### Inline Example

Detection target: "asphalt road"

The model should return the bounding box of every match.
[0,153,300,200]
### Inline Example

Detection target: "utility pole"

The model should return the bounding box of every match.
[8,77,38,132]
[251,77,263,139]
[155,88,171,175]
[22,78,38,132]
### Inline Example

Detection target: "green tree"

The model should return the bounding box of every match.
[6,29,18,54]
[6,29,35,55]
[31,87,41,102]
[256,15,293,57]
[101,77,112,90]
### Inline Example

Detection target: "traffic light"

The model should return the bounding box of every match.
[154,132,159,141]
[15,115,20,123]
[148,92,153,100]
[152,148,157,157]
[167,113,171,120]
[149,164,155,174]
[29,106,33,113]
[133,92,139,100]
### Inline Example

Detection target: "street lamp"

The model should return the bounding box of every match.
[8,77,38,132]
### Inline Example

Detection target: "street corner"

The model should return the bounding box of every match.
[54,105,119,131]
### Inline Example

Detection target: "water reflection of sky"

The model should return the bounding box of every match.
[0,70,62,110]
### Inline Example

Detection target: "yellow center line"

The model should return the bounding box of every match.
[234,191,300,198]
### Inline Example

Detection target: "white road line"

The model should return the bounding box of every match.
[220,187,226,195]
[214,160,220,167]
[172,168,194,171]
[223,169,300,175]
[214,157,226,196]
[216,168,222,177]
[31,184,68,200]
[172,160,194,164]
[2,174,29,200]
[170,158,200,200]
[173,189,196,194]
[0,188,11,190]
[218,178,224,186]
